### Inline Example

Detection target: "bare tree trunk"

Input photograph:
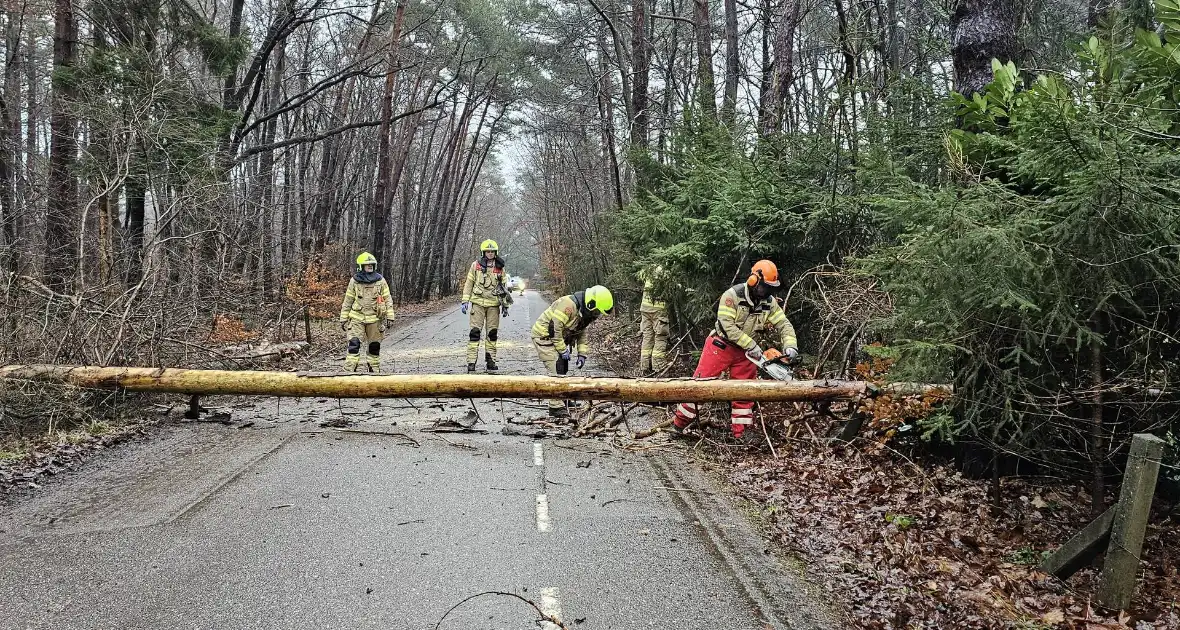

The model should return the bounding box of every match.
[1089,323,1106,517]
[631,0,649,151]
[371,0,408,281]
[721,0,738,125]
[45,0,77,290]
[693,0,715,118]
[258,37,286,298]
[950,0,1017,97]
[761,0,800,134]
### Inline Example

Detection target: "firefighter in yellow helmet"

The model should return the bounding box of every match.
[339,252,395,372]
[461,239,511,372]
[637,264,670,375]
[531,285,613,418]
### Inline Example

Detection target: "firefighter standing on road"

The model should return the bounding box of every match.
[461,239,511,373]
[339,252,395,372]
[672,260,798,440]
[532,286,614,418]
[638,265,670,376]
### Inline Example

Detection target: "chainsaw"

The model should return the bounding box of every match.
[751,349,797,381]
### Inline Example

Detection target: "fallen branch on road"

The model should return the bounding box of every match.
[328,428,420,446]
[433,591,569,630]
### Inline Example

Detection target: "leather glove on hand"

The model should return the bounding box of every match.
[460,302,469,315]
[575,355,586,369]
[559,348,572,362]
[785,347,800,362]
[745,345,764,362]
[501,305,509,317]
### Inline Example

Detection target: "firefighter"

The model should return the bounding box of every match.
[637,265,670,376]
[461,239,511,373]
[531,285,614,418]
[672,260,798,441]
[339,252,395,372]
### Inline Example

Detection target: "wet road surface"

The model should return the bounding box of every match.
[0,291,832,630]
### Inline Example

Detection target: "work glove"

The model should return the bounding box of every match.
[575,355,586,370]
[785,347,800,362]
[501,305,509,317]
[559,348,572,362]
[745,345,764,362]
[461,302,469,315]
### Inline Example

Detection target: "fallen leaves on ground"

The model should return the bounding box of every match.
[727,430,1180,629]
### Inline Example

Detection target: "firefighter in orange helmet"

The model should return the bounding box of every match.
[671,260,798,440]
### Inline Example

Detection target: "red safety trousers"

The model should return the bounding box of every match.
[672,335,757,437]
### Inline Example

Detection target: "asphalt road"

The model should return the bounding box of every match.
[0,291,833,630]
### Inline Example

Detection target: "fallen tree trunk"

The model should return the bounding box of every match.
[0,365,941,403]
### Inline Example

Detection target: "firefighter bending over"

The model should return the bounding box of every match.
[532,285,614,418]
[672,260,798,441]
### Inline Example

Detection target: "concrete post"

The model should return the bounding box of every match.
[1096,433,1165,610]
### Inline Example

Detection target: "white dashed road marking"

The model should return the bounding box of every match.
[533,441,544,467]
[539,587,563,629]
[535,494,551,532]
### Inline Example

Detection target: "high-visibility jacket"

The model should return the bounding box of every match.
[637,268,666,313]
[531,293,593,355]
[462,258,508,308]
[340,274,395,324]
[712,284,796,352]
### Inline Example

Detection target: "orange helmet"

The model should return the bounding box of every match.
[747,259,780,288]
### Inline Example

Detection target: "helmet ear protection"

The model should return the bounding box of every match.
[585,297,613,314]
[747,269,763,287]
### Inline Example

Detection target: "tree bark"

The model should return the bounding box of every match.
[949,0,1017,97]
[631,0,650,151]
[371,0,409,281]
[761,0,800,134]
[45,0,77,290]
[0,364,886,403]
[721,0,739,125]
[693,0,715,118]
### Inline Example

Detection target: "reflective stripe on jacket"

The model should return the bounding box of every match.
[340,278,394,323]
[531,294,591,355]
[640,280,666,313]
[712,284,797,351]
[462,260,508,308]
[637,268,667,312]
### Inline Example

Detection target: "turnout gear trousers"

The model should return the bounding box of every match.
[533,337,571,412]
[467,304,501,364]
[674,285,799,435]
[344,320,384,372]
[639,308,669,374]
[673,335,758,432]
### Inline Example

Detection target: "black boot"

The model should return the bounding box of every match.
[467,363,476,373]
[486,355,498,371]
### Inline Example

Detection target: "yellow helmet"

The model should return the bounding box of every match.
[356,252,378,267]
[585,285,614,315]
[480,239,499,252]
